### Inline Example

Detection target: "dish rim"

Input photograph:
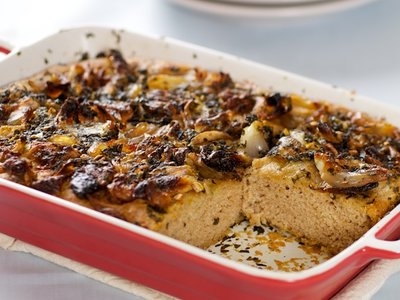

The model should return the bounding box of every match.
[0,25,399,283]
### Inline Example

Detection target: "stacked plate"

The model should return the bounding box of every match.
[169,0,376,18]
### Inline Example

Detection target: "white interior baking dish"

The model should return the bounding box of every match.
[0,26,400,299]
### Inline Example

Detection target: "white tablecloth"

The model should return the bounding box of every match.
[1,0,400,298]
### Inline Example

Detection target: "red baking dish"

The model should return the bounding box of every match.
[0,26,400,299]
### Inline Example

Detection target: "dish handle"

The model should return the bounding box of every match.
[364,238,400,259]
[362,212,400,259]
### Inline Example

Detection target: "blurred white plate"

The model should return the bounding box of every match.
[169,0,377,18]
[214,0,332,4]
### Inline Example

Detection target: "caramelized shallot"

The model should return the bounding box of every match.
[314,152,388,189]
[240,121,269,158]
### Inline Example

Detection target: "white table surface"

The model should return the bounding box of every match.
[1,0,400,298]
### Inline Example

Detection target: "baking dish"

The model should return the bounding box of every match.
[0,26,400,299]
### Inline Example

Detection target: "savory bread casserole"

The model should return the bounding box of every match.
[1,50,399,254]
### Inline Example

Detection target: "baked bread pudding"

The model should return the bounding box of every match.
[1,50,399,254]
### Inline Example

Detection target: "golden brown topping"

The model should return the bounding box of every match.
[31,175,65,195]
[45,80,70,100]
[70,162,114,199]
[133,175,185,211]
[219,89,255,114]
[255,93,292,120]
[1,156,31,183]
[317,122,342,144]
[191,131,232,146]
[1,48,400,217]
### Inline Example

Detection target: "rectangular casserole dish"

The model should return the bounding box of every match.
[0,26,400,299]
